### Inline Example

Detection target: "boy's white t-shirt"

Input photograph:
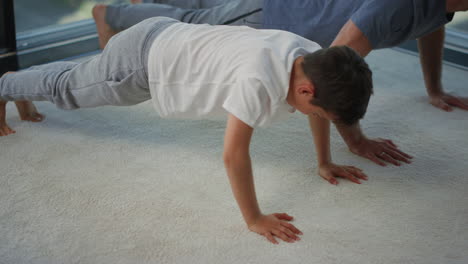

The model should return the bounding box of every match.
[147,23,321,128]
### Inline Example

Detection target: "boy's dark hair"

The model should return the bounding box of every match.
[301,46,373,126]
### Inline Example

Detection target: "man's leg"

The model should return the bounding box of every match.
[141,0,226,9]
[93,0,263,48]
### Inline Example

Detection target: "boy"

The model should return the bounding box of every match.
[1,17,372,244]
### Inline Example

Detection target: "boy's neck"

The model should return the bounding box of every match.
[287,56,307,106]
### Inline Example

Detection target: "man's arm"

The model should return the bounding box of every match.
[418,26,468,111]
[308,114,367,185]
[223,114,302,244]
[327,19,413,167]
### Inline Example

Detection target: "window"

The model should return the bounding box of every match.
[2,0,468,74]
[397,11,468,70]
[447,11,468,34]
[13,0,126,69]
[15,0,126,34]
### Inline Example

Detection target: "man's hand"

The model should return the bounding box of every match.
[319,163,368,185]
[248,213,303,244]
[429,92,468,112]
[349,137,413,167]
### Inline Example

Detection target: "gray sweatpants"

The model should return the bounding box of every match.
[106,0,263,32]
[0,17,178,110]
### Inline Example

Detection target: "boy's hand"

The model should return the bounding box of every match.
[248,213,303,244]
[319,163,368,185]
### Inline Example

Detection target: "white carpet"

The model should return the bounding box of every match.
[1,49,467,264]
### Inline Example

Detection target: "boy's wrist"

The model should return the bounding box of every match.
[245,211,263,227]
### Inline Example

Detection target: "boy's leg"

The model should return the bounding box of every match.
[0,17,176,135]
[0,71,47,136]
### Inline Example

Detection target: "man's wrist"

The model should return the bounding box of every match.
[318,159,332,167]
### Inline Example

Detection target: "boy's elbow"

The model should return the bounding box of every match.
[223,151,235,168]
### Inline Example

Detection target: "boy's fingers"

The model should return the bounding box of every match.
[274,213,293,221]
[341,172,361,184]
[280,222,303,235]
[265,232,278,244]
[272,229,294,243]
[348,166,363,171]
[278,226,300,241]
[324,175,339,185]
[346,167,368,180]
[336,169,361,184]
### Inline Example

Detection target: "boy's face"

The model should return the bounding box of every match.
[297,102,337,121]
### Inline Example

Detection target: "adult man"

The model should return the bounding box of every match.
[92,0,467,172]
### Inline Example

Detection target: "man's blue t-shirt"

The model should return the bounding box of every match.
[262,0,453,49]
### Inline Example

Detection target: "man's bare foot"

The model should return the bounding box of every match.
[131,0,143,3]
[15,101,44,122]
[92,4,118,49]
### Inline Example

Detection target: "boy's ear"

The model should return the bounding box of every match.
[298,82,316,98]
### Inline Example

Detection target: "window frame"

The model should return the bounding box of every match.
[397,28,468,71]
[0,0,18,75]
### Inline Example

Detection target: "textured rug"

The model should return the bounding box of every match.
[1,49,467,264]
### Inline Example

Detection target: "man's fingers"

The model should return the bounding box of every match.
[432,99,453,112]
[265,232,278,244]
[385,149,412,164]
[386,139,398,148]
[447,96,468,110]
[377,152,401,166]
[389,147,413,159]
[280,222,303,235]
[366,154,387,166]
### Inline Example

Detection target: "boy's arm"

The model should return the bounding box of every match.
[223,114,302,244]
[308,114,368,185]
[417,26,468,111]
[329,19,413,167]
